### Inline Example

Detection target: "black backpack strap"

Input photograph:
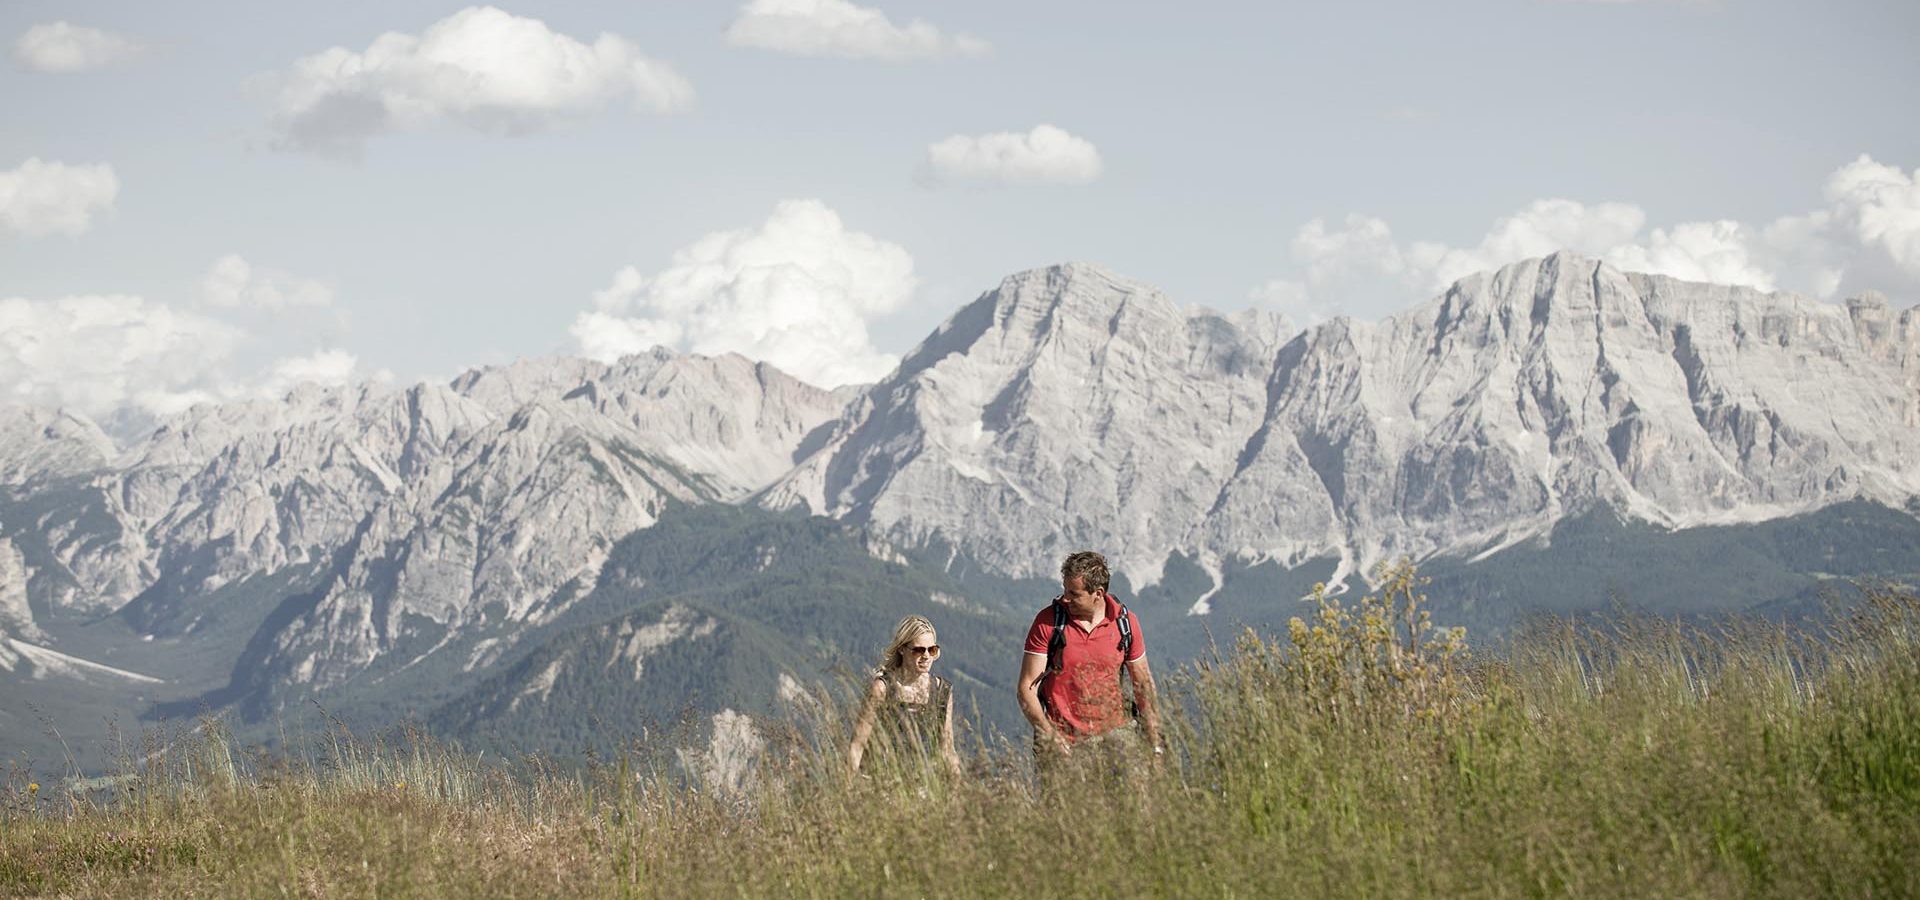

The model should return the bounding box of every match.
[1116,602,1139,720]
[1046,600,1068,674]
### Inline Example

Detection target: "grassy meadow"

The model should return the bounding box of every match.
[3,566,1917,898]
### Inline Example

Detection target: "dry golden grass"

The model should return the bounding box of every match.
[4,567,1917,898]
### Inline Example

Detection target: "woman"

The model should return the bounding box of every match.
[848,615,963,778]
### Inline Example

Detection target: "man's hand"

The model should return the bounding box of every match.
[1045,728,1073,758]
[1016,651,1054,743]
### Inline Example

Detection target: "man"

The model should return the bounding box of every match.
[1015,550,1162,769]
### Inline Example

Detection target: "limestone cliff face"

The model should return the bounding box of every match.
[759,262,1294,585]
[768,254,1920,602]
[1846,291,1920,428]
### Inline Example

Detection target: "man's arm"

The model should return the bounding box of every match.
[1125,656,1162,755]
[1016,652,1070,756]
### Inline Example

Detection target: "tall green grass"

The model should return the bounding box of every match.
[3,567,1916,898]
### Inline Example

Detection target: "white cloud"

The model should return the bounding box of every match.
[1255,155,1920,320]
[266,6,694,157]
[201,254,335,310]
[1409,199,1647,289]
[923,125,1103,187]
[1821,155,1920,279]
[255,350,360,399]
[1250,215,1418,324]
[1256,202,1755,320]
[725,0,989,61]
[1604,220,1776,291]
[0,158,118,238]
[11,22,142,73]
[0,284,363,419]
[570,199,916,388]
[0,295,240,417]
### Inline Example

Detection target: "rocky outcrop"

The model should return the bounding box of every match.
[1846,290,1920,428]
[0,538,42,641]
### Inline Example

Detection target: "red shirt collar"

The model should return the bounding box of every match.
[1054,591,1122,625]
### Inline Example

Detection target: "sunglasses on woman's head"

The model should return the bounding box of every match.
[909,645,941,656]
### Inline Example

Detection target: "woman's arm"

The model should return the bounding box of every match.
[848,677,885,773]
[941,688,962,778]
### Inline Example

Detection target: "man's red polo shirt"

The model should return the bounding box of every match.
[1023,593,1146,740]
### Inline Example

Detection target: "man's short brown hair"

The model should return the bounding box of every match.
[1060,551,1111,594]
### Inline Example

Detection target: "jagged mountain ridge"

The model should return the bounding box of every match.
[0,350,845,703]
[765,254,1920,610]
[759,263,1296,591]
[1,252,1916,725]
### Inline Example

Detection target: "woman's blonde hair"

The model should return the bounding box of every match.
[879,614,937,675]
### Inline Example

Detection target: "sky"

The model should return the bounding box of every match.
[3,0,1918,423]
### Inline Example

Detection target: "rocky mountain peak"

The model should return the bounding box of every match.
[450,356,610,412]
[1848,289,1891,309]
[763,262,1296,584]
[0,405,115,485]
[945,264,1174,364]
